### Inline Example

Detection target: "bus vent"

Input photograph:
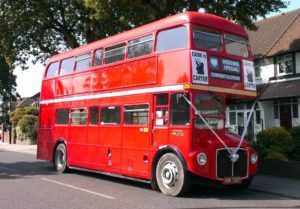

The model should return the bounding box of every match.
[216,148,248,179]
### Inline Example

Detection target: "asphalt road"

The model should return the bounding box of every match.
[0,150,300,209]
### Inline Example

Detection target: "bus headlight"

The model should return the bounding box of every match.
[251,153,258,164]
[197,153,207,166]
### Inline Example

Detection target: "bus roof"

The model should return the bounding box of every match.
[48,12,248,62]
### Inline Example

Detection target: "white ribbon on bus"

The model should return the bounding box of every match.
[182,95,257,162]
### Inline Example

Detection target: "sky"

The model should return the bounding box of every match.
[14,0,300,98]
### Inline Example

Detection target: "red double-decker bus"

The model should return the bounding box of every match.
[38,12,258,196]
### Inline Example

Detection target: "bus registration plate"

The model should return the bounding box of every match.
[223,177,242,184]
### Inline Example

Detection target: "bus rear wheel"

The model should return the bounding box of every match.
[156,153,189,196]
[54,143,68,174]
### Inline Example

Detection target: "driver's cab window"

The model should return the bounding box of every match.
[170,93,190,125]
[194,93,224,129]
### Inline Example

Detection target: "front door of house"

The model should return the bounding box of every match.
[280,104,292,130]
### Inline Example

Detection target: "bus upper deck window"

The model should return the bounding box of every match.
[225,34,249,58]
[75,53,91,71]
[46,62,59,78]
[193,27,222,51]
[156,26,188,52]
[128,34,153,58]
[93,49,103,66]
[104,43,126,64]
[60,57,75,75]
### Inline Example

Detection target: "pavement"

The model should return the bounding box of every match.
[0,142,37,155]
[1,142,300,199]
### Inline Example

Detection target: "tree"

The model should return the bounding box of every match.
[0,0,288,68]
[0,56,17,124]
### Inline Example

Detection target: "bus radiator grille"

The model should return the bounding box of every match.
[216,149,248,179]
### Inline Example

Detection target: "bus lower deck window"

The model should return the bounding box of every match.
[71,109,88,125]
[56,109,69,125]
[101,106,121,125]
[124,105,149,125]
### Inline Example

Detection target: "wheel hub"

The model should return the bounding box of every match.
[56,150,65,170]
[161,161,178,188]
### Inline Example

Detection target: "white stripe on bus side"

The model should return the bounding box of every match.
[39,84,185,105]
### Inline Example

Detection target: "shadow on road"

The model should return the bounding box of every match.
[0,161,54,180]
[70,169,296,201]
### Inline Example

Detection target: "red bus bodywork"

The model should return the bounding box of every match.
[38,12,258,196]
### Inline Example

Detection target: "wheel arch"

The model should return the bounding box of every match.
[151,145,187,182]
[52,138,67,163]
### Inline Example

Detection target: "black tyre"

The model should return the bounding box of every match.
[156,153,190,196]
[54,143,68,174]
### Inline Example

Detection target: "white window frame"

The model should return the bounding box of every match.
[276,54,294,76]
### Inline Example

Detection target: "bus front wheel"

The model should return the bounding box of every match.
[156,153,189,196]
[54,143,68,174]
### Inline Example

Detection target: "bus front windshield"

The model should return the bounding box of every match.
[194,93,224,129]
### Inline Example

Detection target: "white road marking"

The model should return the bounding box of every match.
[41,178,115,200]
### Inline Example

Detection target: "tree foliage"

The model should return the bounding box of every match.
[10,106,39,127]
[18,114,38,139]
[0,56,17,124]
[0,0,288,68]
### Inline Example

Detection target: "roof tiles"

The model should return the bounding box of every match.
[248,9,300,57]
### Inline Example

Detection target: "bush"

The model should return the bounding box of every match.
[290,126,300,161]
[10,106,39,127]
[266,151,288,161]
[18,115,38,139]
[256,127,294,160]
[10,106,39,141]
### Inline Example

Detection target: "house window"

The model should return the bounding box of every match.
[273,101,279,119]
[256,110,261,124]
[276,54,294,75]
[254,60,261,78]
[292,98,298,118]
[273,98,298,119]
